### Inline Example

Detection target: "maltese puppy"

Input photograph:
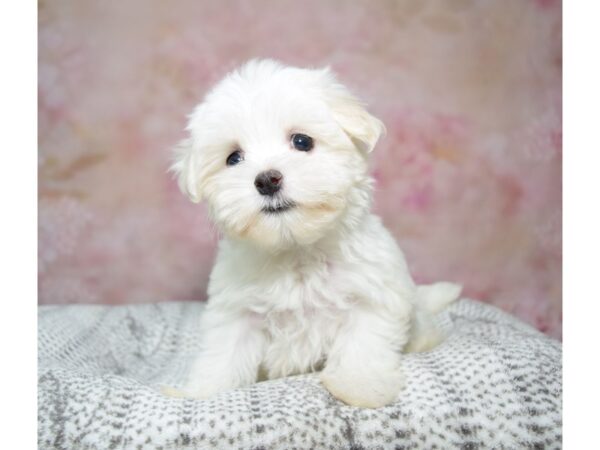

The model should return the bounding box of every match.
[167,59,461,408]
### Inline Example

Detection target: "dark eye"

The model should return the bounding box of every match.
[226,150,244,166]
[291,133,314,152]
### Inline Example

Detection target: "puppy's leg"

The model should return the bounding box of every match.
[320,306,410,408]
[163,309,265,399]
[403,306,444,353]
[404,282,462,353]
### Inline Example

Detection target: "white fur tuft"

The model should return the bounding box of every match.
[417,282,462,314]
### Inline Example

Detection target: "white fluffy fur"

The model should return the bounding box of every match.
[167,59,461,408]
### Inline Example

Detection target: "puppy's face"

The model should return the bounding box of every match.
[172,60,384,249]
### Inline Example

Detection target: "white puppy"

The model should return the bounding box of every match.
[167,59,461,408]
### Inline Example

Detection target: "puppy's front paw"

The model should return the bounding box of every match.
[320,368,405,408]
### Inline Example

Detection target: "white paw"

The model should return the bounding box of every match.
[320,368,405,408]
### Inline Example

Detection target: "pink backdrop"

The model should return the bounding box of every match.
[38,0,562,338]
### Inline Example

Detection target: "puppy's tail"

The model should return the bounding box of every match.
[404,282,462,354]
[416,282,462,314]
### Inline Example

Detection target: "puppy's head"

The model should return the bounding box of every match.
[171,59,384,249]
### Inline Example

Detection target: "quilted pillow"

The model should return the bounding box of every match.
[38,299,562,449]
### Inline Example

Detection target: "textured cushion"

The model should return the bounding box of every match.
[38,299,562,449]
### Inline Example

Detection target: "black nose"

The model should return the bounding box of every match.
[255,169,283,196]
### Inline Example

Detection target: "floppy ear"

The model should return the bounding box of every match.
[319,69,385,153]
[170,137,202,203]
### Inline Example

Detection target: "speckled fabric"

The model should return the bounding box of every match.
[38,299,562,449]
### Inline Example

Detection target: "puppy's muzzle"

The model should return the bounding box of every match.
[255,170,283,197]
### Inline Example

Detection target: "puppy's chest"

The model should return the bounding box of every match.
[261,304,342,378]
[249,257,354,375]
[250,256,355,314]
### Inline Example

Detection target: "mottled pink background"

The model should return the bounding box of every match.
[38,0,562,338]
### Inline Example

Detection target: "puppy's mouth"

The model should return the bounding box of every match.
[261,200,296,214]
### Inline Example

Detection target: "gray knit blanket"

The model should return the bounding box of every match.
[38,299,562,449]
